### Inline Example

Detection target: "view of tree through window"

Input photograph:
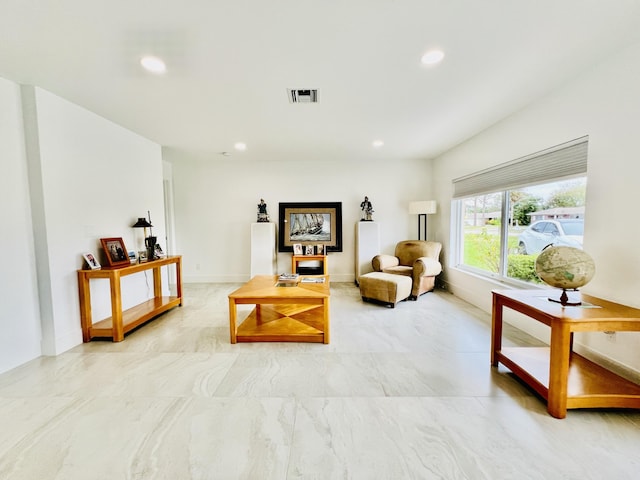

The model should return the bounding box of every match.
[461,192,503,274]
[457,178,586,284]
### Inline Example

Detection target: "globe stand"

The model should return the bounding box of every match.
[549,288,581,307]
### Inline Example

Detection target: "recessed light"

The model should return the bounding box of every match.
[373,140,384,148]
[140,55,167,74]
[234,142,247,151]
[420,50,445,65]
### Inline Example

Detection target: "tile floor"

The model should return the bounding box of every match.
[1,283,639,479]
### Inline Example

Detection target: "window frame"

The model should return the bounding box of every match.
[451,137,589,287]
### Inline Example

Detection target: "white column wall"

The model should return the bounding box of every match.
[0,78,42,373]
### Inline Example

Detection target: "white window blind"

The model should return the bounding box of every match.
[452,136,588,199]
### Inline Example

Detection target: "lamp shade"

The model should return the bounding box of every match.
[132,218,153,228]
[409,200,437,215]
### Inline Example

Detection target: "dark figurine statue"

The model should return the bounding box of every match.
[360,196,374,221]
[257,198,270,222]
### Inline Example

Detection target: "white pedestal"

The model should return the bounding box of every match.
[355,221,380,285]
[251,223,276,277]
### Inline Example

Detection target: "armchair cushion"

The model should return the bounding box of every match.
[379,265,412,277]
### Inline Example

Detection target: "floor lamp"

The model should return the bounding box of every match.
[409,201,437,241]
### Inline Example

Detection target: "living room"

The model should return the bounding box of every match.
[2,2,640,477]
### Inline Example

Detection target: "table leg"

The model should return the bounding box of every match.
[175,258,183,305]
[323,297,330,344]
[548,322,571,419]
[153,265,162,298]
[229,298,237,344]
[491,294,503,366]
[110,272,124,342]
[77,272,92,342]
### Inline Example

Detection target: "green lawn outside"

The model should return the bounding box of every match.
[463,230,540,282]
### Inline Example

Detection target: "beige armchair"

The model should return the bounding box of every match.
[372,240,442,299]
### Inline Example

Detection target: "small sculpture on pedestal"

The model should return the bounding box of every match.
[360,196,374,221]
[257,198,270,222]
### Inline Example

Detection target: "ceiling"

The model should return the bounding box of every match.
[2,1,640,163]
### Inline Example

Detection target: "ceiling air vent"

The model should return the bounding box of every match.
[287,88,319,104]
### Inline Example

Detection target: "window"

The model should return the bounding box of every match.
[452,138,588,285]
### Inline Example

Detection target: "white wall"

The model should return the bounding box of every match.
[31,87,167,353]
[165,153,433,283]
[432,39,640,375]
[0,78,42,373]
[0,79,166,373]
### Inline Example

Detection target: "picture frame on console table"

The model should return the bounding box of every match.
[278,202,342,252]
[82,252,101,270]
[100,237,130,267]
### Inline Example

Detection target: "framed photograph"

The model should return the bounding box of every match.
[155,244,166,258]
[82,252,101,270]
[305,245,315,255]
[278,202,343,252]
[293,243,303,255]
[316,244,325,255]
[138,250,148,263]
[100,237,130,267]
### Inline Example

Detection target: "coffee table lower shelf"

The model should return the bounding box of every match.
[236,304,326,343]
[498,347,640,410]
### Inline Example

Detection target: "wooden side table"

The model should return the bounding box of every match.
[77,255,182,342]
[491,288,640,418]
[291,255,327,275]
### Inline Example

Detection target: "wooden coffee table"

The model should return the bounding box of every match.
[228,275,330,344]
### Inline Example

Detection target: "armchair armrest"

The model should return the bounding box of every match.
[372,254,399,271]
[413,257,443,277]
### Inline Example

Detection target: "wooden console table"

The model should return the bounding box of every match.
[491,289,640,418]
[292,255,327,275]
[78,255,182,342]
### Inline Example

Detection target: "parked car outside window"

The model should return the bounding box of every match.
[517,219,584,255]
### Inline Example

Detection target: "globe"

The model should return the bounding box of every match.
[535,246,596,305]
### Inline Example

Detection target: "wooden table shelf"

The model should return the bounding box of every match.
[291,255,327,275]
[498,347,640,410]
[492,289,640,418]
[78,256,182,342]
